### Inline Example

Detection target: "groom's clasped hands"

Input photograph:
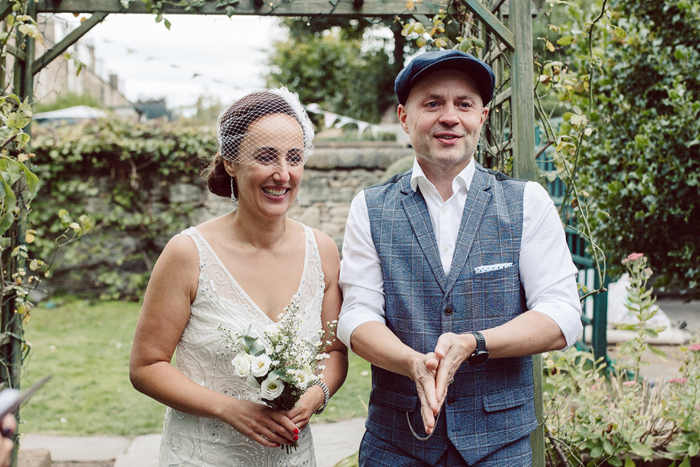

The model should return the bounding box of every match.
[412,332,475,436]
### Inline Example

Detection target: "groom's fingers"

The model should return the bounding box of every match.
[412,352,440,434]
[434,333,470,405]
[415,379,436,434]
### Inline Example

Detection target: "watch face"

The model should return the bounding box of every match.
[468,350,489,366]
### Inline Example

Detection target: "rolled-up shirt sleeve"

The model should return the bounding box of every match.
[521,182,583,349]
[337,191,386,348]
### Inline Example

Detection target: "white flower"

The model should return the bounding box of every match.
[261,375,285,400]
[246,374,261,389]
[232,353,253,377]
[294,369,311,389]
[265,324,281,343]
[250,353,272,377]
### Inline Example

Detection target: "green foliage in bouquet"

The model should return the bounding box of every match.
[220,296,335,411]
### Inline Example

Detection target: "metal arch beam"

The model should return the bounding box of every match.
[32,12,109,75]
[463,0,514,50]
[5,44,26,62]
[35,0,442,16]
[0,0,11,22]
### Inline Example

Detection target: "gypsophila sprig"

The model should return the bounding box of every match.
[218,294,336,453]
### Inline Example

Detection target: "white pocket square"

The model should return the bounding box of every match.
[474,262,513,274]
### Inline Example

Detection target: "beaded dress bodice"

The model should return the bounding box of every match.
[158,225,324,467]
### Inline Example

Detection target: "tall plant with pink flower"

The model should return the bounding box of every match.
[543,254,700,466]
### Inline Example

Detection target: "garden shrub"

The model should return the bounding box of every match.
[30,117,216,299]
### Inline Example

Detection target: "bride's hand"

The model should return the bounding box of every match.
[279,385,325,432]
[221,399,299,448]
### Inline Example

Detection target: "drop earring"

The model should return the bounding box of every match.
[296,193,301,207]
[230,177,237,204]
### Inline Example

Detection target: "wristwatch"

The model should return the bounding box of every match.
[467,331,489,366]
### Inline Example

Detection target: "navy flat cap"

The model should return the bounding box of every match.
[394,49,496,106]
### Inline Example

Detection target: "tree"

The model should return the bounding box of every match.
[266,19,399,124]
[580,0,700,294]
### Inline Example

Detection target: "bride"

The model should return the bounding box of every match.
[129,88,348,466]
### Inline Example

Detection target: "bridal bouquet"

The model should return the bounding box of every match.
[219,293,335,421]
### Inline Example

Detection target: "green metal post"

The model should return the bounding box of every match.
[592,274,609,362]
[506,0,543,464]
[2,0,35,464]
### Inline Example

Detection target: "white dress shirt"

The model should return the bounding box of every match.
[337,158,583,350]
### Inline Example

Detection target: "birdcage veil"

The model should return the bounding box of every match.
[216,87,315,168]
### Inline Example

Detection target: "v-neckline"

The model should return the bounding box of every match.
[192,225,309,324]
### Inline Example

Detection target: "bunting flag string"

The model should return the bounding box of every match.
[305,103,380,138]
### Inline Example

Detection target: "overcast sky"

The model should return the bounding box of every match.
[52,13,283,110]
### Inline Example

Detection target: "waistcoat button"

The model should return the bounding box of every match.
[444,306,453,316]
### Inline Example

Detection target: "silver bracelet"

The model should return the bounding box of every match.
[313,380,330,415]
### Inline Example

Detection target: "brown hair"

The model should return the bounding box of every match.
[206,91,302,198]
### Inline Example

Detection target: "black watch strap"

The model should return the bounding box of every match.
[468,331,489,366]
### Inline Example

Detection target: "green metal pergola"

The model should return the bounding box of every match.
[2,0,556,463]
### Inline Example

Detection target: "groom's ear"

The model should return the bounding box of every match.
[398,104,410,135]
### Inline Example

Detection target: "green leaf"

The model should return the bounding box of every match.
[163,18,171,29]
[0,175,16,210]
[614,27,627,41]
[20,163,40,198]
[570,114,587,128]
[624,456,635,467]
[557,35,574,46]
[648,345,668,361]
[635,134,650,149]
[679,457,691,467]
[607,456,623,467]
[0,211,14,237]
[630,441,653,458]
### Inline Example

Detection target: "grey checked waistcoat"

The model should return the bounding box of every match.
[363,163,537,465]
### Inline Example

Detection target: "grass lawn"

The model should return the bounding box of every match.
[20,298,371,435]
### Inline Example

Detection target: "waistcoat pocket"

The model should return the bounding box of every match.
[482,384,533,412]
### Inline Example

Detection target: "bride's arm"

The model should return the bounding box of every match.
[129,234,298,448]
[283,230,349,431]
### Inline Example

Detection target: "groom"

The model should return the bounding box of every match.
[337,49,583,466]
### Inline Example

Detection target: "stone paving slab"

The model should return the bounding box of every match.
[20,435,130,462]
[113,434,160,467]
[20,418,366,467]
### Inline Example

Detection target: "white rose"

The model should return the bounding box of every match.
[261,376,285,401]
[265,324,281,343]
[250,354,272,377]
[294,369,311,390]
[232,353,252,377]
[246,374,261,389]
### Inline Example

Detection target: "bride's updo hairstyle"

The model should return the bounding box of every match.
[206,88,315,199]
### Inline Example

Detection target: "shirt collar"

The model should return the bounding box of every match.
[410,157,476,194]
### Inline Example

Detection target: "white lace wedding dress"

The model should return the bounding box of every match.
[158,225,324,467]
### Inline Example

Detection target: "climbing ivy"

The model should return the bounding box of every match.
[30,117,217,299]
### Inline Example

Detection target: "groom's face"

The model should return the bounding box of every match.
[398,69,489,173]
